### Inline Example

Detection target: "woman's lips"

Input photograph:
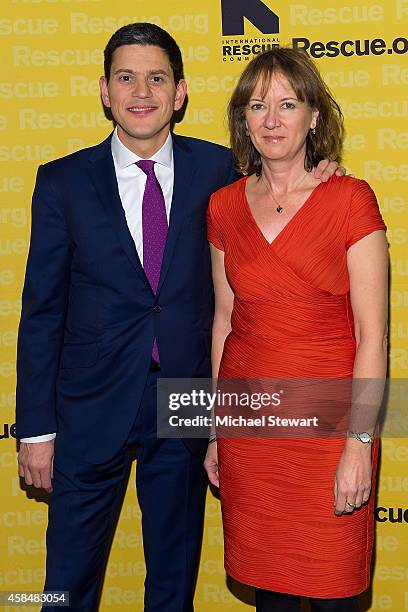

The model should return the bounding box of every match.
[263,135,286,143]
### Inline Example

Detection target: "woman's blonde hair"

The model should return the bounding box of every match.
[228,47,344,175]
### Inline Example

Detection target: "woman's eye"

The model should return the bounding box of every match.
[282,102,296,109]
[251,103,264,111]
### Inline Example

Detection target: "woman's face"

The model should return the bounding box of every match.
[245,72,319,165]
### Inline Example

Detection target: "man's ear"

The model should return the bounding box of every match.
[174,79,187,112]
[99,76,111,108]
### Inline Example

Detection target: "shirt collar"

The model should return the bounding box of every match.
[111,128,173,170]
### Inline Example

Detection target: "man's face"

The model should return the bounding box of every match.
[99,44,186,156]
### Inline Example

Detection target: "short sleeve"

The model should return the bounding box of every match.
[206,192,225,252]
[346,179,386,250]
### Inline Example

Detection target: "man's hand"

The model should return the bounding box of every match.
[18,440,55,493]
[204,441,219,487]
[314,159,346,182]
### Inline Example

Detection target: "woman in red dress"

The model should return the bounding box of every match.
[205,48,388,612]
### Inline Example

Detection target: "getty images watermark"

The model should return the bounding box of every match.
[156,377,394,439]
[166,387,319,431]
[156,378,399,439]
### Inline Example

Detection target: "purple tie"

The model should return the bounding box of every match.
[137,160,168,362]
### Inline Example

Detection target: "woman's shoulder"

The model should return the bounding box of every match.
[211,175,247,202]
[323,174,372,190]
[207,176,248,233]
[320,174,376,203]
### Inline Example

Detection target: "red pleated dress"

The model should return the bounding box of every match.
[207,175,386,598]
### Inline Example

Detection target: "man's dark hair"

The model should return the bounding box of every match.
[104,22,184,83]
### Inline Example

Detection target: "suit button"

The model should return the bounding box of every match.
[153,304,162,313]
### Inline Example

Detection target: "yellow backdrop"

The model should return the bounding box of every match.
[1,1,407,610]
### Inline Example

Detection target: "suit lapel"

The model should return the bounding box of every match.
[88,136,151,289]
[157,135,196,293]
[88,134,196,295]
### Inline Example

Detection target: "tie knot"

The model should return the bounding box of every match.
[136,159,155,175]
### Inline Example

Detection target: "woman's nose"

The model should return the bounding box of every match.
[264,107,280,129]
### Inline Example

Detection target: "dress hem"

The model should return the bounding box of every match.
[225,566,369,600]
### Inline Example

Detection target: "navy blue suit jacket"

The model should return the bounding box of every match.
[16,133,239,462]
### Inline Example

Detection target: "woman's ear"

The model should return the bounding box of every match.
[311,108,319,130]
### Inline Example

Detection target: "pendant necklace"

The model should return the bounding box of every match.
[261,171,309,214]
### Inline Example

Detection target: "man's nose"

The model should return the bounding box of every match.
[131,77,152,97]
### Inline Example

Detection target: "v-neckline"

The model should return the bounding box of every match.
[242,175,325,247]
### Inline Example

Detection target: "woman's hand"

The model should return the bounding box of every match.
[204,441,219,487]
[334,439,372,516]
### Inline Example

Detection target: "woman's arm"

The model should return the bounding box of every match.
[334,229,388,515]
[210,245,234,379]
[204,245,234,487]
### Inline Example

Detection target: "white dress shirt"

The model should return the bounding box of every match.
[21,129,175,443]
[111,128,174,264]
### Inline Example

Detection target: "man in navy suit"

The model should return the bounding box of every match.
[16,23,341,612]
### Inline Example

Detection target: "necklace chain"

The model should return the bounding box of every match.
[261,171,309,214]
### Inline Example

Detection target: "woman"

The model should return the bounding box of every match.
[205,48,388,612]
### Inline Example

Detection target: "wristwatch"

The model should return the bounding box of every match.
[347,430,374,444]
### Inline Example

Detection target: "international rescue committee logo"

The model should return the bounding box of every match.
[221,0,280,62]
[220,0,408,62]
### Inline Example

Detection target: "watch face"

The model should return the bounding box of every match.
[359,432,371,443]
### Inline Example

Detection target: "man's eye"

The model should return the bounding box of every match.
[119,75,132,82]
[151,75,164,83]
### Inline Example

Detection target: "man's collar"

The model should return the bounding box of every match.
[111,127,173,169]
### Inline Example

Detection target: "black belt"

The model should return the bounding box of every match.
[149,359,161,372]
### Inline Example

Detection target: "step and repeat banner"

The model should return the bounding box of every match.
[0,0,407,610]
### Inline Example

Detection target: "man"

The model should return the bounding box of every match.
[16,23,341,612]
